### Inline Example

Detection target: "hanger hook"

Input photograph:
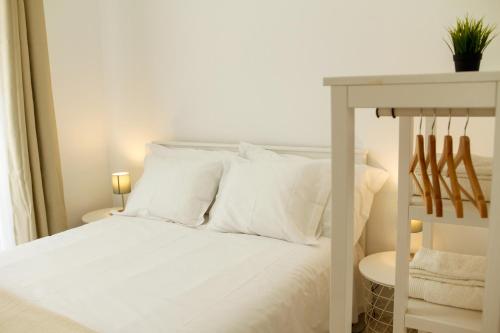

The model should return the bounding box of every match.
[464,108,470,136]
[419,109,423,135]
[431,108,436,135]
[447,109,452,135]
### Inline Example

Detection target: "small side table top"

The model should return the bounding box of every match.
[359,251,396,287]
[82,207,121,224]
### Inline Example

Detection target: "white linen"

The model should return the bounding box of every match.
[410,248,486,283]
[413,154,492,201]
[121,153,223,226]
[409,270,484,287]
[238,142,388,241]
[455,154,492,178]
[409,276,483,311]
[208,156,330,244]
[409,248,486,311]
[0,288,96,333]
[414,154,491,179]
[321,164,388,242]
[0,216,331,333]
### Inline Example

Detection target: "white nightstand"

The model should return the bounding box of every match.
[82,207,121,224]
[359,251,396,333]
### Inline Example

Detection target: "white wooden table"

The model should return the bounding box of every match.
[324,72,500,333]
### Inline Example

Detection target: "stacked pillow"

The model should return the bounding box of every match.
[208,143,331,245]
[119,144,233,226]
[120,142,388,245]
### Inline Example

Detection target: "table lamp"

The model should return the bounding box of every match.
[112,172,131,211]
[410,219,423,255]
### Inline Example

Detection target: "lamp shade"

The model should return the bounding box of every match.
[112,172,131,194]
[410,219,423,255]
[410,219,423,233]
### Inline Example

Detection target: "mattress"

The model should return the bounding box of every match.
[0,216,333,333]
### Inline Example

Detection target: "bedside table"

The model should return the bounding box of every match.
[359,251,396,333]
[82,207,121,224]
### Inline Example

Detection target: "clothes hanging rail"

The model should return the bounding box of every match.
[375,107,495,117]
[324,71,500,333]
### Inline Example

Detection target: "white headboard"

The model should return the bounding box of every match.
[153,141,368,163]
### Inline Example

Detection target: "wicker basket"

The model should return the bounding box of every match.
[363,278,394,332]
[363,278,418,333]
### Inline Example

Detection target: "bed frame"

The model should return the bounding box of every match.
[154,140,368,162]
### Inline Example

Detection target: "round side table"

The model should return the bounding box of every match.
[82,207,121,224]
[359,251,396,333]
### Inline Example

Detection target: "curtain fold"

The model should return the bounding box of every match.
[0,0,67,244]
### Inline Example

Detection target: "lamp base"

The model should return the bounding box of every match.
[113,194,126,213]
[122,194,125,211]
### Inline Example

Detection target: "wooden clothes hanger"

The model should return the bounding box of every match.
[437,111,463,218]
[425,111,443,217]
[453,111,488,218]
[409,111,433,214]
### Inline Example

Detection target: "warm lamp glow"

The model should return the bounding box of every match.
[410,219,423,255]
[112,172,131,212]
[112,172,131,195]
[410,219,423,233]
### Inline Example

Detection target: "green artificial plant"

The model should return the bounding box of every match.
[446,16,496,55]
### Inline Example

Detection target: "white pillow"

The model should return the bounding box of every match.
[120,148,225,226]
[208,156,330,244]
[239,142,389,242]
[321,164,389,242]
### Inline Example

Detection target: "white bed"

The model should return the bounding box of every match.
[0,142,383,332]
[0,216,332,333]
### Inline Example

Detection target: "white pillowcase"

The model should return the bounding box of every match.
[321,164,389,242]
[239,142,389,243]
[208,156,330,244]
[120,145,228,226]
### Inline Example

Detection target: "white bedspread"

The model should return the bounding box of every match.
[0,216,330,333]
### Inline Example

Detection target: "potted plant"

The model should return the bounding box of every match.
[446,16,496,72]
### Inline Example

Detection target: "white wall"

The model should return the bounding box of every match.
[44,0,112,228]
[44,0,500,253]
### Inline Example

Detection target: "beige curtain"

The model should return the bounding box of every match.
[0,0,67,244]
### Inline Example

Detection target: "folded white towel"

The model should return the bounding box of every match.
[455,154,492,179]
[414,154,492,202]
[409,269,484,287]
[409,276,483,311]
[410,248,486,283]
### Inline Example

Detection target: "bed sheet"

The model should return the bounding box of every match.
[0,216,332,333]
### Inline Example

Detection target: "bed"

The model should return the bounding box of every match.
[0,142,386,333]
[0,216,330,332]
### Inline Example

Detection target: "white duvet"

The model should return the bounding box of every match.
[0,216,330,333]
